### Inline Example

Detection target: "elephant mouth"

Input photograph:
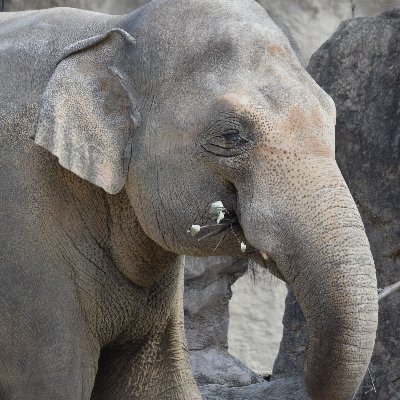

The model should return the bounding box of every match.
[194,211,284,281]
[196,212,284,281]
[196,214,242,242]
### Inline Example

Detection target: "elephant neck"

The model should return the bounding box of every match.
[107,189,179,287]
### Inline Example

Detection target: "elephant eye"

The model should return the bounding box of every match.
[202,129,250,157]
[221,130,247,147]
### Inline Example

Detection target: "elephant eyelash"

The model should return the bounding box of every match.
[200,111,254,157]
[202,127,252,157]
[220,129,249,144]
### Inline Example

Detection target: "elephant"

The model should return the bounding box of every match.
[0,0,378,399]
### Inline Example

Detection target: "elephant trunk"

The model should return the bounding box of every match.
[294,231,378,400]
[237,165,378,400]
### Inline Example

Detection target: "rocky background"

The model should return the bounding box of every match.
[3,1,400,398]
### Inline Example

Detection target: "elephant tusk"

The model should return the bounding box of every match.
[258,251,286,282]
[260,251,270,260]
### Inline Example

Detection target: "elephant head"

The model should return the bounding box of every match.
[33,0,378,398]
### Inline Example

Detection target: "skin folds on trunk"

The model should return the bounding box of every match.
[237,162,378,400]
[292,229,377,400]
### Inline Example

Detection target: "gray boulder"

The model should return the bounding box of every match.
[257,0,351,63]
[184,256,261,389]
[274,8,400,399]
[256,0,400,63]
[184,256,310,399]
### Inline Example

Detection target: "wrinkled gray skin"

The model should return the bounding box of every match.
[0,0,378,399]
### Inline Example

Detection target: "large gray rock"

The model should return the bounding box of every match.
[359,0,400,17]
[228,271,287,373]
[200,376,306,400]
[256,0,400,63]
[274,9,400,399]
[184,257,306,399]
[184,259,306,400]
[257,0,351,63]
[184,256,261,388]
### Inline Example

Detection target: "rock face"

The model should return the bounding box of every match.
[257,0,351,63]
[183,256,261,389]
[228,272,287,373]
[256,0,400,63]
[185,254,310,399]
[359,0,400,17]
[274,9,400,399]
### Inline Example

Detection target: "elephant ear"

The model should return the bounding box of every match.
[34,29,138,194]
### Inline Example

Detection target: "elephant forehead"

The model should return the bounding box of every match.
[184,24,292,74]
[134,0,291,79]
[219,92,335,157]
